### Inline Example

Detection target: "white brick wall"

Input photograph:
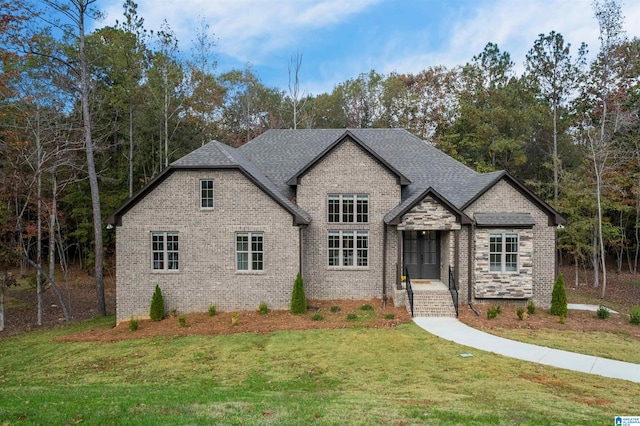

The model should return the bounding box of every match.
[115,169,300,322]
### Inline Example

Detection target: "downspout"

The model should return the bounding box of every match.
[299,225,304,278]
[468,223,480,316]
[382,223,388,308]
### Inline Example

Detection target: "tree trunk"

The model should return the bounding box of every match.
[592,229,600,288]
[574,253,579,287]
[36,123,43,326]
[49,173,70,320]
[129,102,134,197]
[79,3,106,316]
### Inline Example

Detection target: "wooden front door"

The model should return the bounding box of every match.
[403,230,440,280]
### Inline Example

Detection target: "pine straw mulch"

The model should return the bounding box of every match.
[56,299,412,343]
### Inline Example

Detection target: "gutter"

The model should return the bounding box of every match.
[382,223,388,308]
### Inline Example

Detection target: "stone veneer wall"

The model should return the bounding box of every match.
[463,180,556,307]
[397,196,461,231]
[474,228,533,298]
[296,138,401,300]
[115,169,300,323]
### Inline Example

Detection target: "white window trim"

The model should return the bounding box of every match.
[236,232,264,273]
[151,232,180,272]
[200,179,214,210]
[328,230,369,268]
[327,194,369,224]
[489,233,518,273]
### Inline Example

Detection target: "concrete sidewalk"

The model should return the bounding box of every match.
[413,317,640,383]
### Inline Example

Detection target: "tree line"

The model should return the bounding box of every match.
[0,0,638,328]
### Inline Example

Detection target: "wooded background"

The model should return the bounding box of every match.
[0,0,638,327]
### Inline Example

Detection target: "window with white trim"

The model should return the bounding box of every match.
[152,232,179,270]
[328,194,368,223]
[490,233,518,272]
[236,232,263,271]
[328,231,368,267]
[201,180,214,208]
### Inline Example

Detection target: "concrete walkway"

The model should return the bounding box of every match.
[413,317,640,383]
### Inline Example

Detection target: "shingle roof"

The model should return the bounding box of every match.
[474,212,536,228]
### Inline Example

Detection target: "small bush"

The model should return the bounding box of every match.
[516,307,525,320]
[208,305,217,317]
[231,312,239,326]
[311,313,323,321]
[330,305,341,313]
[258,302,268,315]
[128,317,139,331]
[169,308,177,317]
[596,305,610,320]
[630,306,640,325]
[149,285,165,322]
[178,315,186,327]
[527,300,536,315]
[559,314,566,324]
[550,274,568,317]
[290,273,307,314]
[487,306,500,320]
[384,313,395,320]
[346,313,357,321]
[360,304,373,311]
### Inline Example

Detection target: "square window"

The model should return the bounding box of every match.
[489,233,518,273]
[328,230,368,267]
[327,194,368,223]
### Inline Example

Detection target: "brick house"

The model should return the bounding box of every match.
[106,129,564,322]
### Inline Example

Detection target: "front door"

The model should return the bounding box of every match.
[403,230,440,280]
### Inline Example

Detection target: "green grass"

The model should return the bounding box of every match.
[481,328,640,364]
[0,317,638,425]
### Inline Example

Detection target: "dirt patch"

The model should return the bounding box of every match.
[58,299,411,342]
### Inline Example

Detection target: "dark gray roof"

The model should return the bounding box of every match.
[171,140,238,167]
[240,129,481,207]
[475,212,536,228]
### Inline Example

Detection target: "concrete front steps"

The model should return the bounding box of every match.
[409,281,457,317]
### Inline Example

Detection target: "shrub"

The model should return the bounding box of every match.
[346,313,357,321]
[527,300,536,315]
[231,312,239,326]
[149,285,165,321]
[596,305,610,320]
[516,307,525,320]
[559,314,566,324]
[384,313,395,320]
[487,306,500,320]
[330,305,340,313]
[169,308,177,317]
[290,273,307,314]
[178,315,186,327]
[550,273,568,317]
[258,302,268,315]
[129,317,139,331]
[360,304,373,311]
[630,306,640,325]
[311,313,323,321]
[208,305,217,317]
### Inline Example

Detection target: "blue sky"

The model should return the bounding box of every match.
[92,0,640,95]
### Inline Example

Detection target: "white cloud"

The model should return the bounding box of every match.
[98,0,380,64]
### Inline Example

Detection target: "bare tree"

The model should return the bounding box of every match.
[288,51,305,129]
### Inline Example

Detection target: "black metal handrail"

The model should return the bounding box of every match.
[405,268,414,317]
[449,266,459,317]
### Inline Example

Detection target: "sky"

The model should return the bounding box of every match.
[91,0,640,95]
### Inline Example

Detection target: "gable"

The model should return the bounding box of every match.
[285,131,410,186]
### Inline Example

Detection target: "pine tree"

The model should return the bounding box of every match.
[290,273,307,314]
[149,285,165,321]
[550,273,568,317]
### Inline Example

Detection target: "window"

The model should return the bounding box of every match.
[328,231,368,267]
[152,232,179,270]
[236,232,263,271]
[328,194,368,223]
[490,233,518,272]
[201,180,214,208]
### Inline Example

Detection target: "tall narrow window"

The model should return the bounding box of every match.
[152,232,179,271]
[489,233,518,272]
[201,180,214,208]
[327,194,368,223]
[327,231,368,267]
[236,232,264,271]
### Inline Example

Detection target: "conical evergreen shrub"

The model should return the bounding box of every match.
[550,273,567,317]
[290,273,307,314]
[149,285,165,321]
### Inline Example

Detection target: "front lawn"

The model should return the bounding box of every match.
[0,316,637,425]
